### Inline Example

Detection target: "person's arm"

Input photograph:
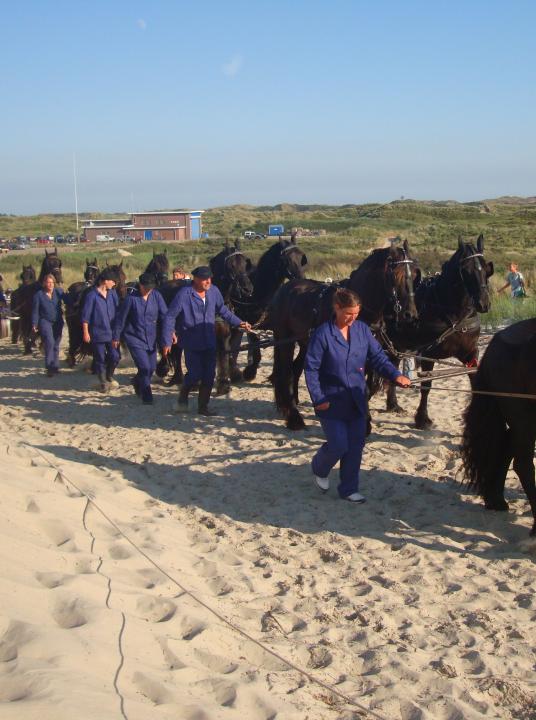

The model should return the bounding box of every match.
[162,292,183,353]
[365,327,410,387]
[80,292,94,344]
[155,292,169,346]
[31,292,40,330]
[304,329,329,410]
[214,288,251,330]
[497,281,510,294]
[112,295,132,345]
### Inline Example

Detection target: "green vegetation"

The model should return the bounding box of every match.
[1,197,535,325]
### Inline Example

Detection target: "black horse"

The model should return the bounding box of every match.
[16,249,63,354]
[127,249,170,293]
[384,235,494,428]
[266,241,419,430]
[65,259,100,367]
[64,262,127,367]
[460,319,536,536]
[10,264,37,344]
[218,236,308,392]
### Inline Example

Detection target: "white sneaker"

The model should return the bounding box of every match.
[343,492,366,503]
[314,475,330,493]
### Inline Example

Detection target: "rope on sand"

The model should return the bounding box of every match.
[17,437,390,720]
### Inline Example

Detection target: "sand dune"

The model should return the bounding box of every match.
[0,337,535,719]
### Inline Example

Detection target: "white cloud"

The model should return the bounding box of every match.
[137,18,147,30]
[222,55,243,77]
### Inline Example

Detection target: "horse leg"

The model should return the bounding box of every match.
[229,328,244,383]
[292,340,307,405]
[415,359,434,429]
[386,358,405,413]
[214,324,231,396]
[511,427,536,535]
[484,427,512,512]
[11,319,20,344]
[273,338,305,430]
[243,331,261,381]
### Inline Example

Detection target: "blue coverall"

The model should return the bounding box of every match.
[31,288,67,372]
[304,319,401,498]
[113,289,168,402]
[81,287,120,379]
[162,284,242,392]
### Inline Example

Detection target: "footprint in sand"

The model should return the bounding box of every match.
[179,615,206,640]
[157,637,187,671]
[132,671,174,705]
[194,559,219,578]
[193,648,237,675]
[136,596,176,623]
[108,543,133,560]
[51,597,87,629]
[197,678,237,707]
[207,577,233,596]
[39,519,76,550]
[0,675,48,702]
[25,497,39,513]
[35,571,70,589]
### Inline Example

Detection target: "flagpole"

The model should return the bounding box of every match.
[73,153,79,242]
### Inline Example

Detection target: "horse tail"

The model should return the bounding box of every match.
[460,352,507,498]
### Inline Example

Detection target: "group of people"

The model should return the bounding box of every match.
[31,265,251,414]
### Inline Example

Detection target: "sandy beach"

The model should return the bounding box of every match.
[1,336,535,720]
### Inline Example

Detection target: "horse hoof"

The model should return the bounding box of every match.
[415,417,433,430]
[286,411,306,431]
[214,386,230,397]
[485,499,509,512]
[387,404,406,415]
[230,369,244,383]
[242,366,257,382]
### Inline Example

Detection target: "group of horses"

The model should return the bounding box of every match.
[5,237,536,536]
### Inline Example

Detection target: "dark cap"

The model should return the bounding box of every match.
[139,272,157,288]
[191,266,212,279]
[98,268,117,282]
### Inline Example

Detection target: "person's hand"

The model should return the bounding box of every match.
[314,401,330,411]
[239,321,252,332]
[396,375,412,388]
[32,326,38,333]
[112,340,120,349]
[171,332,178,345]
[83,331,91,344]
[162,346,170,357]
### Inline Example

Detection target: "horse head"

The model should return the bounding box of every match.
[84,258,100,284]
[211,242,254,300]
[145,252,170,286]
[20,264,36,284]
[384,239,419,324]
[40,249,62,284]
[456,234,494,313]
[277,237,308,280]
[106,262,127,299]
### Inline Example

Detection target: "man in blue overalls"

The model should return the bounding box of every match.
[81,268,120,392]
[162,266,251,415]
[112,272,168,404]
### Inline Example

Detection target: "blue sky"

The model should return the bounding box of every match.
[1,0,535,213]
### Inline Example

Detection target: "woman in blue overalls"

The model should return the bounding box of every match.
[81,268,120,392]
[305,287,411,503]
[31,273,68,376]
[113,272,168,404]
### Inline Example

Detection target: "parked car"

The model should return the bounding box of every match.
[243,230,256,239]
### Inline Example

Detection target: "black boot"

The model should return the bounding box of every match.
[174,384,191,413]
[97,371,109,393]
[198,384,217,416]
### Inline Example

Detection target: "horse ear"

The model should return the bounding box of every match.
[291,232,297,244]
[414,267,422,288]
[235,239,241,251]
[477,233,484,254]
[119,260,123,268]
[403,238,410,254]
[106,260,109,266]
[301,253,308,266]
[458,236,464,252]
[246,258,252,272]
[486,260,494,278]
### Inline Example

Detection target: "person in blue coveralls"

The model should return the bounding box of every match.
[112,272,168,405]
[81,268,120,393]
[162,266,251,416]
[31,273,68,376]
[304,287,411,503]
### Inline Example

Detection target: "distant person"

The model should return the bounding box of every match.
[305,288,411,503]
[31,274,68,376]
[172,266,188,281]
[498,262,526,298]
[112,272,168,405]
[162,266,251,415]
[81,268,120,392]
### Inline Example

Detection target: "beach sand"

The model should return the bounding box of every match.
[0,337,535,720]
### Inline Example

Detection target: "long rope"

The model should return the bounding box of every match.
[410,384,536,401]
[17,437,389,720]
